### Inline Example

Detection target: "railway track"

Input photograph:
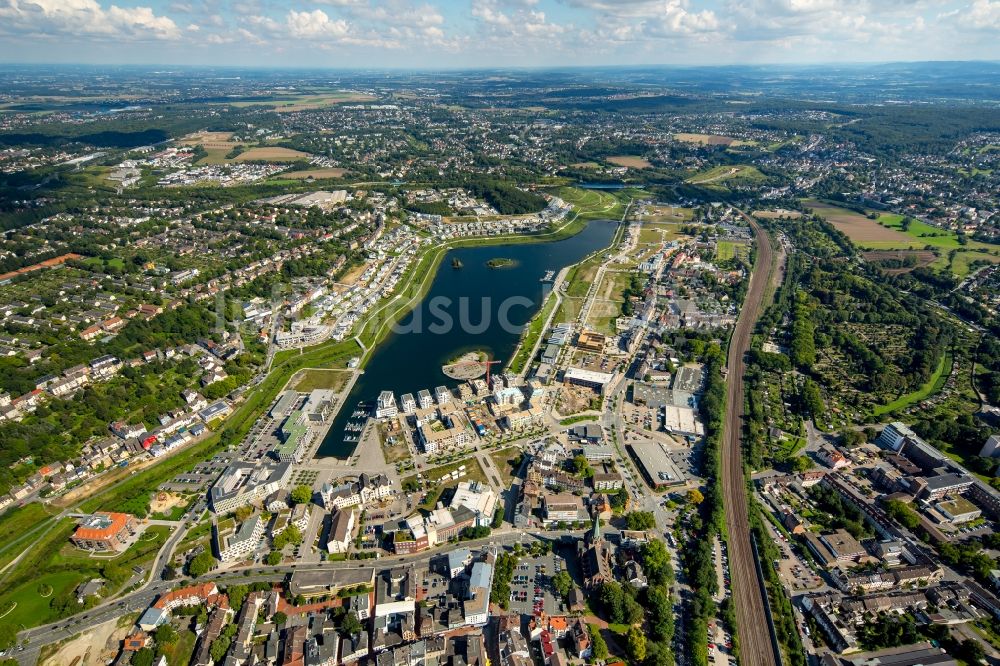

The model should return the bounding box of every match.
[721,217,781,666]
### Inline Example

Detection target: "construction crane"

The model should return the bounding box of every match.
[482,359,502,388]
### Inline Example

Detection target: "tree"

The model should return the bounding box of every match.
[792,455,813,472]
[610,486,629,510]
[625,511,656,531]
[800,378,825,418]
[686,488,704,505]
[642,539,674,587]
[572,455,593,478]
[626,625,647,663]
[266,551,282,566]
[291,485,313,505]
[227,584,248,612]
[155,624,178,645]
[622,594,644,625]
[340,611,363,637]
[599,581,624,623]
[885,500,920,530]
[209,637,231,662]
[132,647,155,666]
[589,624,609,661]
[273,612,288,626]
[188,552,215,577]
[552,570,573,600]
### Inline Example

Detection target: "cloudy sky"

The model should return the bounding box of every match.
[0,0,998,67]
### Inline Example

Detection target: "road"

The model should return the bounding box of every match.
[719,216,781,666]
[13,528,566,665]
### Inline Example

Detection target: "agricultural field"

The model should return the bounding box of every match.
[278,167,349,180]
[234,147,311,162]
[805,199,1000,275]
[178,131,239,164]
[291,368,353,393]
[686,164,764,184]
[606,155,652,169]
[753,209,803,220]
[674,133,750,147]
[224,92,376,112]
[861,250,938,274]
[178,132,311,164]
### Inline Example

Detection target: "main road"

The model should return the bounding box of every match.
[720,216,780,666]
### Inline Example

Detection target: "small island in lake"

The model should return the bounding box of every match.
[451,258,463,269]
[486,257,517,269]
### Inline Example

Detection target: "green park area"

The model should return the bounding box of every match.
[873,352,952,417]
[0,522,170,630]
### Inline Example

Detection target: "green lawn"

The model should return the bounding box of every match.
[717,240,749,261]
[1,570,84,629]
[159,629,198,666]
[950,251,1000,278]
[0,503,58,568]
[685,165,765,185]
[508,291,558,374]
[293,368,352,393]
[873,351,951,417]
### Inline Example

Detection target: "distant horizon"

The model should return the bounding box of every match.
[0,0,997,68]
[0,59,998,72]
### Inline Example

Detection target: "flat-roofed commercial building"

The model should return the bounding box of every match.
[629,440,685,488]
[563,368,614,394]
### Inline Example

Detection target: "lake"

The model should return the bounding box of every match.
[317,219,618,458]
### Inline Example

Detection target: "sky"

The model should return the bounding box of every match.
[0,0,998,67]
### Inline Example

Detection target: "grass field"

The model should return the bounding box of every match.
[404,457,489,511]
[638,223,683,245]
[606,155,652,169]
[686,164,764,184]
[674,133,750,147]
[292,368,352,393]
[0,503,59,571]
[225,92,375,112]
[873,352,952,417]
[278,168,348,180]
[489,447,522,485]
[638,205,694,223]
[950,251,1000,277]
[717,240,749,261]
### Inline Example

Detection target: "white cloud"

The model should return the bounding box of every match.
[945,0,1000,30]
[472,0,568,41]
[285,8,351,38]
[0,0,181,39]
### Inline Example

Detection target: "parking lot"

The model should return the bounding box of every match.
[507,553,566,617]
[764,521,824,592]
